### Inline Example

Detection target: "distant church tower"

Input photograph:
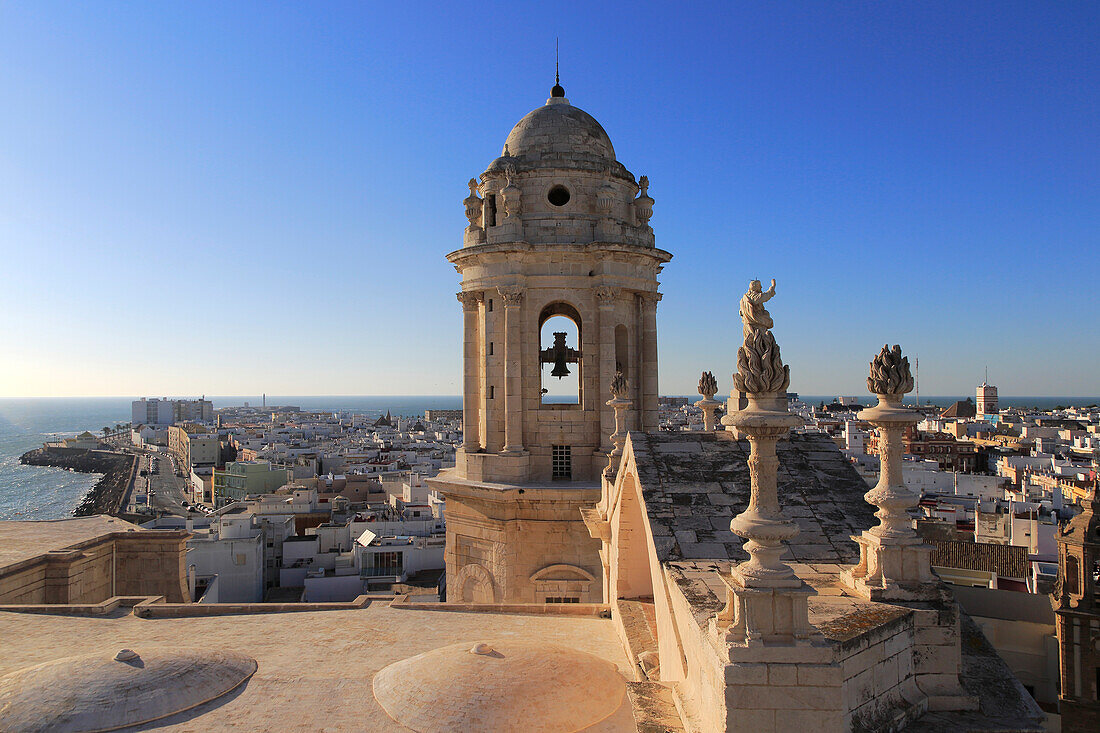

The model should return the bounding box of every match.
[429,80,672,604]
[1055,473,1100,732]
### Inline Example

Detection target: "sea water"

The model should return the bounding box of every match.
[0,396,461,520]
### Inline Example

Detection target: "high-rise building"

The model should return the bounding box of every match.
[428,81,671,604]
[131,398,213,426]
[977,381,999,415]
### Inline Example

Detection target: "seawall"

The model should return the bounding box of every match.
[19,447,137,517]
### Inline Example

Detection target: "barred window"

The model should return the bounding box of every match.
[552,445,572,479]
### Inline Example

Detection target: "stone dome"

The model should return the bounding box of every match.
[503,98,616,162]
[0,648,257,732]
[373,640,631,732]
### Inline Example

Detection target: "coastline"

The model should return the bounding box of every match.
[18,447,136,517]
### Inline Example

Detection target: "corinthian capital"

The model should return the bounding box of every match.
[456,291,484,311]
[497,286,525,306]
[637,291,662,309]
[594,286,620,306]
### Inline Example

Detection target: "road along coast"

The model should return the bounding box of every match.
[19,447,137,516]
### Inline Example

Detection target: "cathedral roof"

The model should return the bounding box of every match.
[624,431,878,565]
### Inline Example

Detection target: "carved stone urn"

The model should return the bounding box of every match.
[694,371,721,431]
[842,344,934,600]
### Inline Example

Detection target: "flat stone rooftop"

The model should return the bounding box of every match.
[0,602,632,731]
[0,516,139,570]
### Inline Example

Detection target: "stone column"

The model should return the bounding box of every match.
[842,344,934,600]
[605,372,632,479]
[595,286,619,453]
[457,291,483,452]
[498,286,525,454]
[720,397,810,645]
[717,279,817,646]
[639,292,661,431]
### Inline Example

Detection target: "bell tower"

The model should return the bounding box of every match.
[430,82,672,604]
[1055,470,1100,732]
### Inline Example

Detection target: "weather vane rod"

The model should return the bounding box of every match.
[556,38,560,84]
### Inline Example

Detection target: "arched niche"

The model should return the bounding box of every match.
[614,324,629,375]
[530,563,596,603]
[539,302,583,407]
[453,563,497,604]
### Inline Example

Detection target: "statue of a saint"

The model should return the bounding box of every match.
[739,279,777,338]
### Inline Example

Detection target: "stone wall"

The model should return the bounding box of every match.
[838,611,923,729]
[0,530,189,606]
[439,481,601,604]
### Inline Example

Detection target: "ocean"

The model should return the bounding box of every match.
[0,396,461,521]
[1,394,1094,521]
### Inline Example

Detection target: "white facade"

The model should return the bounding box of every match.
[186,515,265,602]
[133,397,214,427]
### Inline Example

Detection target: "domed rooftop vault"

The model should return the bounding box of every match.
[0,648,257,733]
[486,86,631,180]
[373,640,633,732]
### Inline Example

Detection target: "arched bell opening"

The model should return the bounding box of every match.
[539,303,582,407]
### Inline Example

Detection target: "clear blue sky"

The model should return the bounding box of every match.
[1,2,1097,398]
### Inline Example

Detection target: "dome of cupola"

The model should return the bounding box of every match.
[484,85,632,181]
[503,98,616,161]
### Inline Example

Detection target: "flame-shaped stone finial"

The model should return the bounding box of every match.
[866,344,914,396]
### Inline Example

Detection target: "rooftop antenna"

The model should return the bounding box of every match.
[914,355,919,407]
[551,38,565,98]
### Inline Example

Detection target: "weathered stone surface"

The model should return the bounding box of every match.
[626,431,877,565]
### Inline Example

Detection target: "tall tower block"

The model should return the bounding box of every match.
[429,83,672,604]
[976,381,998,416]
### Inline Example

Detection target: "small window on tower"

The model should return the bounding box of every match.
[1066,555,1079,595]
[489,385,495,400]
[489,342,494,356]
[547,185,570,207]
[552,444,572,479]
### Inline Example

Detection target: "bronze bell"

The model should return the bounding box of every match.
[550,333,571,378]
[541,331,580,380]
[551,358,571,379]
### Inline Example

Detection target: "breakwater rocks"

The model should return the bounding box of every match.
[19,447,136,516]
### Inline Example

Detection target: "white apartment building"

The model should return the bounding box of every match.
[132,397,214,426]
[186,514,265,602]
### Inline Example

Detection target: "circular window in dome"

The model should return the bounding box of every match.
[547,185,570,207]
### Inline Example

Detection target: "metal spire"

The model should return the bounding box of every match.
[551,38,565,98]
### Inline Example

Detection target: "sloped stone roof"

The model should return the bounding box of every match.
[626,431,877,565]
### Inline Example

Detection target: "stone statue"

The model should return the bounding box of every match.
[739,278,777,338]
[732,279,789,395]
[867,345,914,396]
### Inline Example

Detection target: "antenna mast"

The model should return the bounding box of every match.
[915,355,919,407]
